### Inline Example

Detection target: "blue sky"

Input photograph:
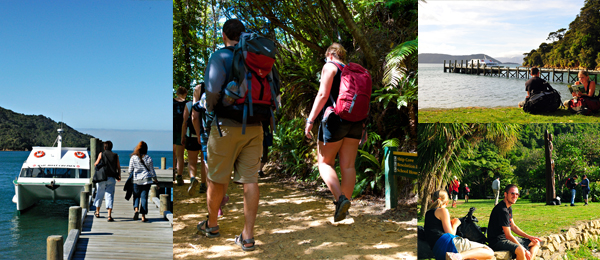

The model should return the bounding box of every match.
[419,0,585,59]
[0,1,171,150]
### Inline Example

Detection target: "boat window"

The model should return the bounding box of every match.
[19,168,89,178]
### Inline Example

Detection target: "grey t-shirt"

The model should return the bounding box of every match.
[492,179,500,190]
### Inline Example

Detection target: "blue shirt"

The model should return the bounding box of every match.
[580,178,590,191]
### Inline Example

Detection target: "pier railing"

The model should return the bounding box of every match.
[443,60,599,83]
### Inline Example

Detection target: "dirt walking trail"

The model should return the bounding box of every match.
[173,175,417,259]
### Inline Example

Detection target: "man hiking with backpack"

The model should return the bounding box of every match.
[197,19,276,251]
[566,175,578,206]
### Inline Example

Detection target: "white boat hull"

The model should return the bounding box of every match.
[14,178,89,211]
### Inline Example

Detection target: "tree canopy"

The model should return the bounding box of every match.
[523,0,600,69]
[173,0,418,200]
[0,106,94,151]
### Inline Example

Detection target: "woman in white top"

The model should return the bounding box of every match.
[128,141,158,222]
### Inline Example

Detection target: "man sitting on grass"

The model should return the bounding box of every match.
[487,184,541,260]
[518,67,550,108]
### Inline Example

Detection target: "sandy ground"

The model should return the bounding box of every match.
[173,174,417,259]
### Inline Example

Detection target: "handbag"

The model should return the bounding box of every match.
[92,153,108,183]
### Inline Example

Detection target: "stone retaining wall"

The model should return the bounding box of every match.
[493,219,600,260]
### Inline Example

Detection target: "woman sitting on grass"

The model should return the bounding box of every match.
[565,71,600,112]
[424,190,494,260]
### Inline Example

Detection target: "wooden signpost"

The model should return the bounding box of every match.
[385,147,418,209]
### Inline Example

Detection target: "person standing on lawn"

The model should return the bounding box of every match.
[580,175,590,206]
[464,184,470,203]
[566,175,578,206]
[487,184,541,260]
[449,176,460,208]
[492,177,500,205]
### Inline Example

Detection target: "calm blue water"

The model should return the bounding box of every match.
[113,150,173,169]
[0,150,171,259]
[419,63,575,109]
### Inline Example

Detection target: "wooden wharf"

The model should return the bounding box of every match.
[70,168,173,260]
[443,60,600,83]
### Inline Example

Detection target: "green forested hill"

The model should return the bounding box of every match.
[0,107,94,151]
[523,0,600,69]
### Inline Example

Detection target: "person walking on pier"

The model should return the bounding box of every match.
[93,141,120,222]
[129,141,158,222]
[197,19,261,251]
[518,68,550,108]
[487,184,541,260]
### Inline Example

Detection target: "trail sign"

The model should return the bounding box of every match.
[385,147,418,209]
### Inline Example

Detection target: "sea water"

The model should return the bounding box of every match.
[0,150,172,259]
[419,63,575,109]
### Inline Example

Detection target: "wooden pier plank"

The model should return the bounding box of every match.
[72,169,173,260]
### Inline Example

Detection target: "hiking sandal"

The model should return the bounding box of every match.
[197,219,220,238]
[235,233,256,251]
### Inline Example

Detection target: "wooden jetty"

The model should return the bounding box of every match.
[443,60,600,83]
[47,138,174,260]
[70,169,173,260]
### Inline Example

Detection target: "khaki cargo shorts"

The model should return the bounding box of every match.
[207,125,263,184]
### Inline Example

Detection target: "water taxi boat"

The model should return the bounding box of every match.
[12,129,90,212]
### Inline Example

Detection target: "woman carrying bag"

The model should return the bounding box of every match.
[128,141,158,222]
[93,141,121,221]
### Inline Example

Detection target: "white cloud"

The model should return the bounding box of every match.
[419,0,585,57]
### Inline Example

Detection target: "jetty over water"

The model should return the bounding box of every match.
[443,60,600,83]
[71,169,173,260]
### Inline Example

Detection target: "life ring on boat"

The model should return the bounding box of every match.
[34,151,45,158]
[74,151,86,159]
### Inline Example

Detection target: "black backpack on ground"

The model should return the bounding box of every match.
[522,85,562,114]
[456,207,487,244]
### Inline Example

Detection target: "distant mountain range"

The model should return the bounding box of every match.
[0,106,95,151]
[419,53,524,64]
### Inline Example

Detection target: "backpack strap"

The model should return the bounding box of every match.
[326,61,345,108]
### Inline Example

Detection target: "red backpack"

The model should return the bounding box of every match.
[329,62,372,122]
[217,32,282,135]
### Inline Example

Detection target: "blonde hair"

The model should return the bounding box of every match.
[428,190,449,210]
[326,43,347,64]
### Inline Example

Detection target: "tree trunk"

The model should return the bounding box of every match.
[331,0,379,70]
[409,102,417,151]
[545,130,556,205]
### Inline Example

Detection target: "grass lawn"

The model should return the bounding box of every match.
[419,107,600,123]
[418,199,600,236]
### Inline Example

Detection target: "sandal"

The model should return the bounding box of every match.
[107,216,114,222]
[94,211,100,218]
[197,218,220,238]
[133,212,139,220]
[235,233,256,251]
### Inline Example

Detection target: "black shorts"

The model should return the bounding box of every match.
[185,135,201,151]
[318,114,364,143]
[490,237,531,257]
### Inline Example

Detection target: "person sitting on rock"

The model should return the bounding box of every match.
[487,184,541,260]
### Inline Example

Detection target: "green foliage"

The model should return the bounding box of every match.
[174,0,418,202]
[0,106,94,150]
[523,0,600,69]
[271,118,314,179]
